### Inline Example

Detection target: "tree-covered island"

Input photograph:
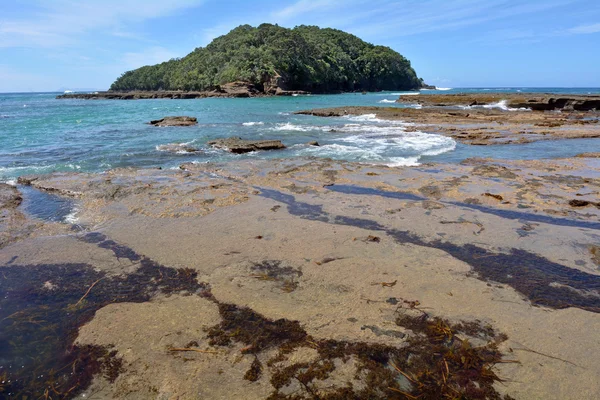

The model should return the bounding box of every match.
[108,24,425,94]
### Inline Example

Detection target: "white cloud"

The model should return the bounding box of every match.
[0,0,205,48]
[568,22,600,34]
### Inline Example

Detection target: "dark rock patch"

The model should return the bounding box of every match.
[208,137,286,153]
[149,116,198,127]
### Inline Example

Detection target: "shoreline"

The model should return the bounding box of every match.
[2,155,600,398]
[297,94,600,146]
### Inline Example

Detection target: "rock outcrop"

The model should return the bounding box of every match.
[397,93,600,111]
[207,137,286,153]
[149,116,198,127]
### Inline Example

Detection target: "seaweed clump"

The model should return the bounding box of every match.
[204,302,514,399]
[250,260,303,293]
[0,232,210,399]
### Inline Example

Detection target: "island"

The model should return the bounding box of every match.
[58,24,426,99]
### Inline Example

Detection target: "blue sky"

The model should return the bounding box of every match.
[1,0,599,92]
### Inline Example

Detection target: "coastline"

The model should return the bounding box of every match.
[2,155,600,398]
[297,93,600,146]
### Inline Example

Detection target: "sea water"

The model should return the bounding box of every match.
[1,88,599,181]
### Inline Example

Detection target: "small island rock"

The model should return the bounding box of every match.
[150,116,198,127]
[208,137,286,153]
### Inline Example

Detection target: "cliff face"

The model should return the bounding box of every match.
[109,24,422,93]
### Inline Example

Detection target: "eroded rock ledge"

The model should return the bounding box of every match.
[208,137,286,153]
[57,82,310,100]
[397,93,600,111]
[297,104,600,145]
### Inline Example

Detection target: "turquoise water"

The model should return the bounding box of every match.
[1,88,599,181]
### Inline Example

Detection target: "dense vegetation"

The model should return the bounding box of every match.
[110,24,424,93]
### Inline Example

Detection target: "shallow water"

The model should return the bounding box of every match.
[1,88,599,181]
[18,185,77,223]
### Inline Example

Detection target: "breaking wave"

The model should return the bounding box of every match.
[156,142,201,154]
[295,121,456,166]
[460,100,531,112]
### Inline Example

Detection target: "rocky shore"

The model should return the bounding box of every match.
[397,93,600,111]
[298,94,600,145]
[56,82,311,100]
[2,155,600,399]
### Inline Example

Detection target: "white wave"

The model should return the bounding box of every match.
[156,142,200,153]
[296,121,455,166]
[378,99,396,104]
[436,87,453,91]
[386,156,421,167]
[271,122,315,132]
[242,121,265,126]
[343,114,411,126]
[3,179,17,186]
[460,100,530,112]
[64,208,79,224]
[66,164,81,170]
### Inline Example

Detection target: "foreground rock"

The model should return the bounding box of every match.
[208,137,286,153]
[398,93,600,111]
[149,116,198,127]
[297,105,600,145]
[4,157,600,399]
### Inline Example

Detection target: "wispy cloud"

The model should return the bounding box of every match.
[271,0,345,21]
[0,0,205,48]
[568,22,600,34]
[343,0,574,39]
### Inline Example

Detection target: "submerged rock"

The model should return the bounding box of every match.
[149,116,198,127]
[207,137,286,153]
[156,143,201,153]
[575,152,600,158]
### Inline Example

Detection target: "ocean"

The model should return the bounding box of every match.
[1,87,599,182]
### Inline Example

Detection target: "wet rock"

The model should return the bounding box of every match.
[208,137,286,153]
[0,184,22,209]
[361,325,406,339]
[306,141,320,146]
[590,245,600,267]
[149,116,198,127]
[483,192,504,201]
[575,153,600,158]
[569,199,600,208]
[156,143,201,153]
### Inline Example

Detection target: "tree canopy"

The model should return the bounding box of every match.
[110,24,423,93]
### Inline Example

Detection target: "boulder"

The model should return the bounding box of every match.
[207,137,286,153]
[307,141,320,146]
[149,116,197,127]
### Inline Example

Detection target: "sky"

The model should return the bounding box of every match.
[0,0,599,92]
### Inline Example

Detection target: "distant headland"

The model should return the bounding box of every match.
[58,24,428,99]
